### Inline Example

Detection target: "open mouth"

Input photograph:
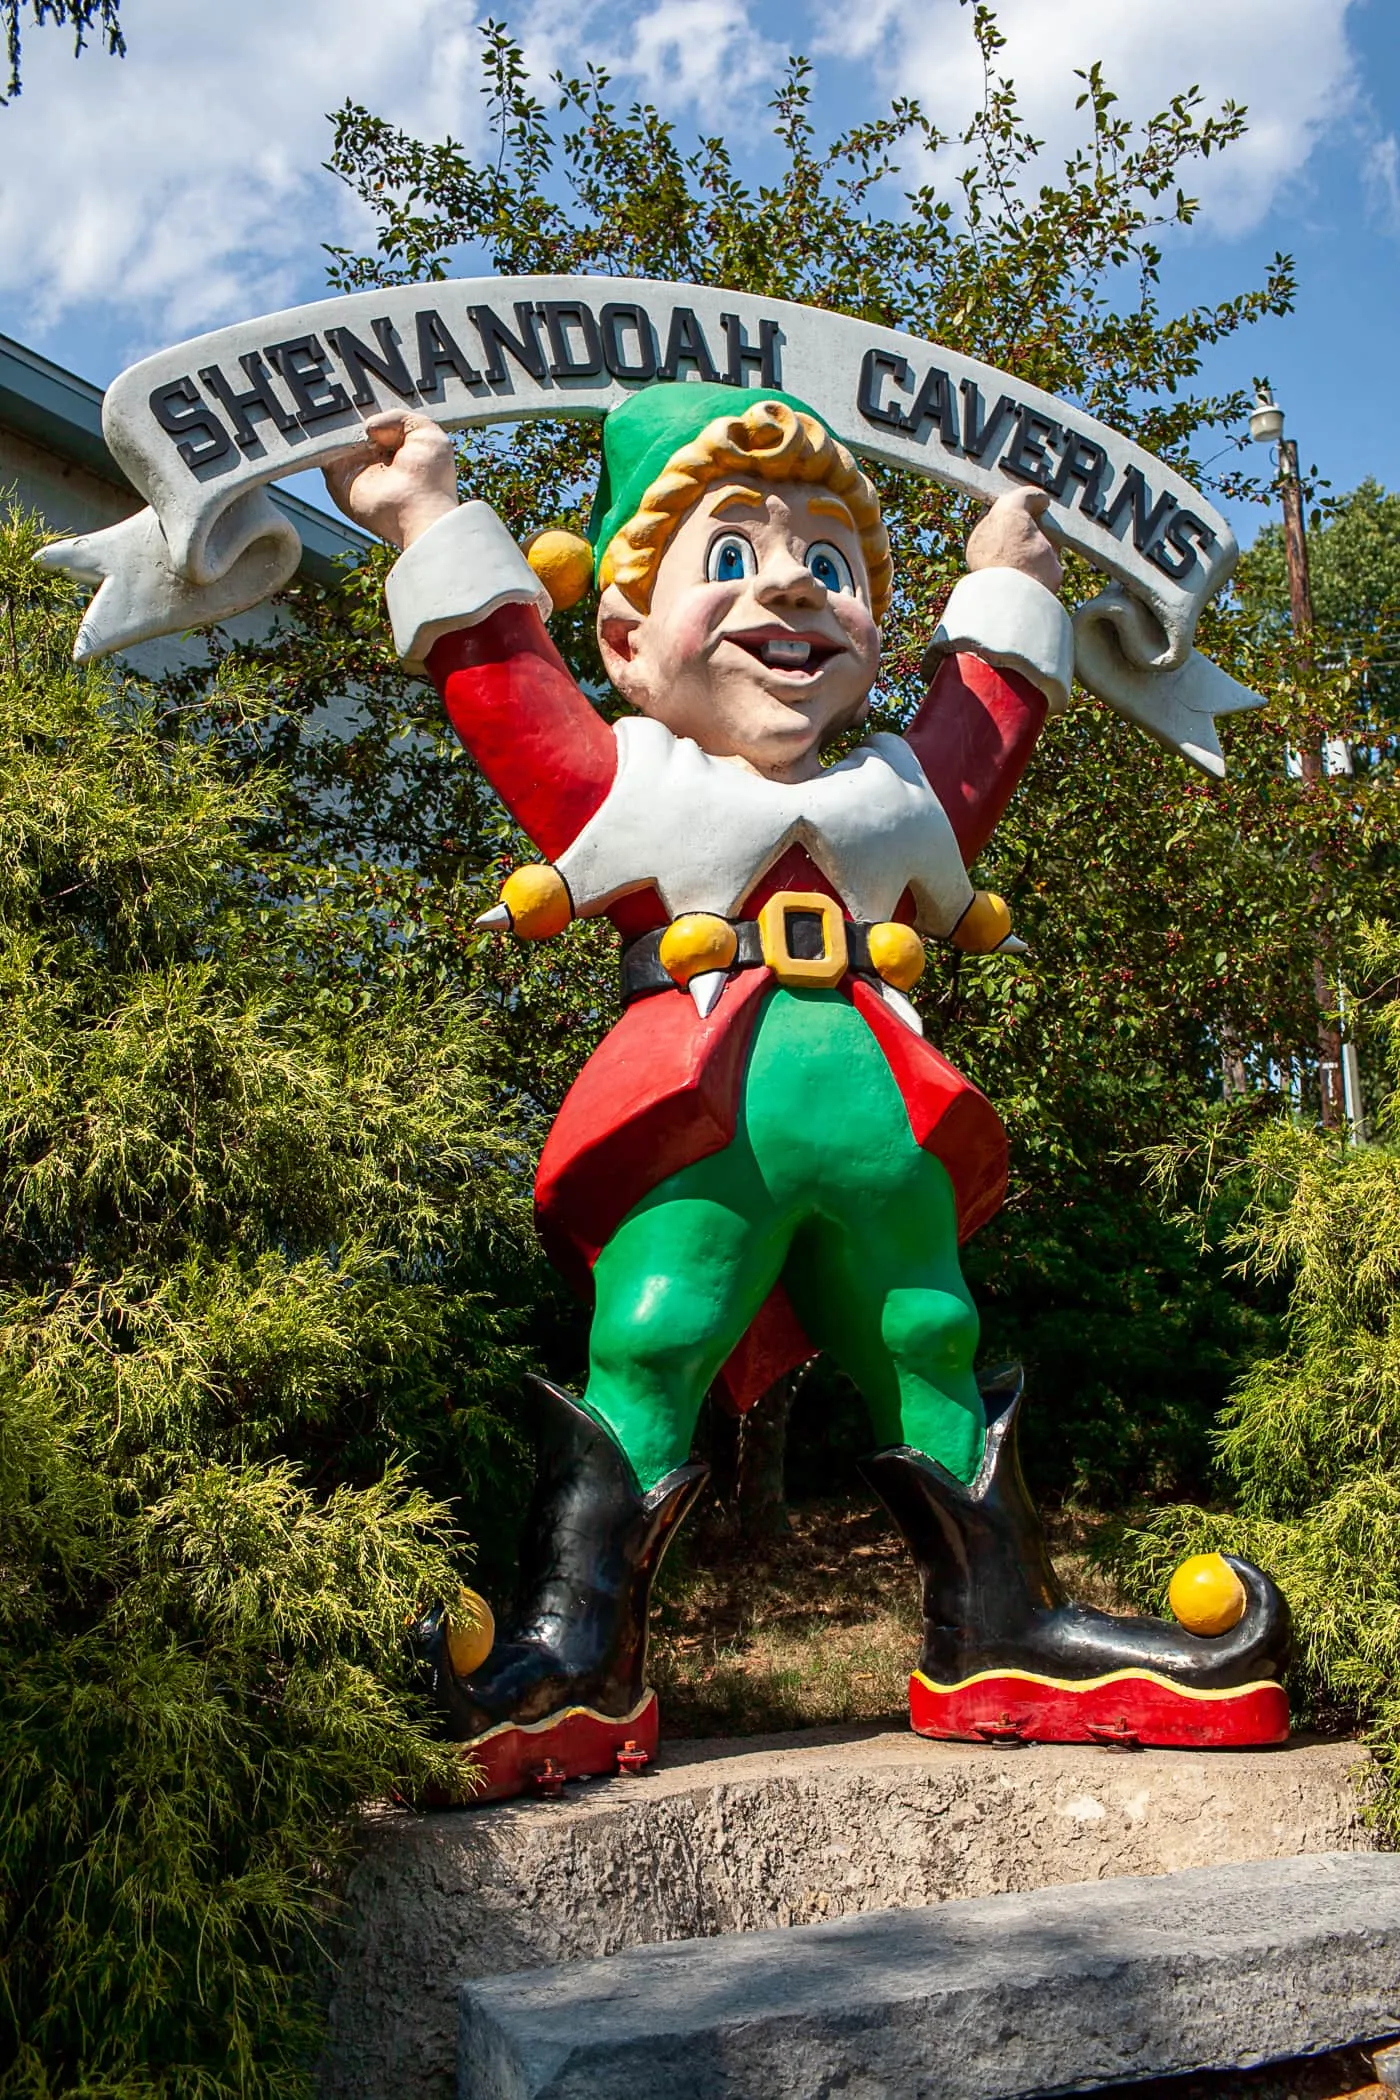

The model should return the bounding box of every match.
[725,630,844,677]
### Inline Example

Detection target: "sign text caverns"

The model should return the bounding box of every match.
[856,348,1216,585]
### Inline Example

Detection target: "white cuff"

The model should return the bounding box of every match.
[924,568,1074,714]
[384,501,552,673]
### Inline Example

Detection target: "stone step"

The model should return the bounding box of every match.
[317,1726,1376,2100]
[458,1852,1400,2100]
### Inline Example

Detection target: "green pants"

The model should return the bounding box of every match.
[583,988,984,1492]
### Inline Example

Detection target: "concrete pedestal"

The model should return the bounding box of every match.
[317,1724,1375,2100]
[459,1853,1400,2100]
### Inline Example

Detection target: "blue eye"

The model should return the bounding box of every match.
[806,541,856,596]
[706,533,757,585]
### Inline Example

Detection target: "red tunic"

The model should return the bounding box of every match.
[427,606,1048,1407]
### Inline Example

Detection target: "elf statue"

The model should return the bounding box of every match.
[326,382,1289,1798]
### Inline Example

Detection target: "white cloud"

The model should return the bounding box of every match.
[0,0,487,357]
[0,0,780,367]
[516,0,782,125]
[1364,131,1400,234]
[602,0,781,120]
[0,0,1365,381]
[814,0,1361,239]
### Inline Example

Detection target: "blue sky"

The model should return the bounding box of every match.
[2,0,1395,549]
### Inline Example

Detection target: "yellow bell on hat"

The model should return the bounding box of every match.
[525,529,594,611]
[1168,1553,1247,1637]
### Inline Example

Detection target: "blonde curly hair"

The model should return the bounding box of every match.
[596,399,892,624]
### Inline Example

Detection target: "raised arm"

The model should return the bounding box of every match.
[904,488,1074,867]
[909,653,1049,868]
[422,606,615,862]
[324,412,615,860]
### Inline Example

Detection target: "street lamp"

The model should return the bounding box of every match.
[1248,391,1285,446]
[1247,388,1358,1136]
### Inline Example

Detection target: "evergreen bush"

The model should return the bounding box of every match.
[1108,921,1400,1830]
[0,514,528,2097]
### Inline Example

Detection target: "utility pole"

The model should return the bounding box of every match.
[1277,431,1315,645]
[1248,389,1347,1132]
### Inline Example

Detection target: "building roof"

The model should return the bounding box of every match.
[0,330,374,589]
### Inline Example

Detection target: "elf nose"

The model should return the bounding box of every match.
[753,546,826,609]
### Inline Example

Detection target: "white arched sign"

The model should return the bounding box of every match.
[42,275,1259,773]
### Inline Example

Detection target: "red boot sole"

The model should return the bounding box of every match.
[432,1691,660,1806]
[910,1667,1289,1748]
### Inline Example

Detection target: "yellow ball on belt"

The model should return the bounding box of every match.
[1167,1552,1247,1637]
[659,913,739,986]
[867,921,926,991]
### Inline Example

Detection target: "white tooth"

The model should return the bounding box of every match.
[764,638,811,665]
[688,970,728,1018]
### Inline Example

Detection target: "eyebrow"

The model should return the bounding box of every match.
[707,485,766,511]
[808,494,857,530]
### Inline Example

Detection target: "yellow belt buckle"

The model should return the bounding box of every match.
[756,890,849,988]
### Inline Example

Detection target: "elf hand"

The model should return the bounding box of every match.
[966,487,1063,597]
[322,410,459,550]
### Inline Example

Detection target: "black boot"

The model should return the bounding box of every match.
[423,1375,707,1751]
[860,1367,1291,1746]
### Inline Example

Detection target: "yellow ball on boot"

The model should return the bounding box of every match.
[445,1587,496,1678]
[1168,1553,1247,1636]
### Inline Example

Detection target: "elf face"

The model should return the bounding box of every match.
[597,477,880,784]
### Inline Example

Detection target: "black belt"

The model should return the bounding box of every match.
[621,916,880,1004]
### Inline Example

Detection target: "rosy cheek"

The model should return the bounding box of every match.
[665,584,736,666]
[835,597,880,662]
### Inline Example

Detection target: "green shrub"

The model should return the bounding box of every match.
[1107,926,1400,1827]
[0,514,527,2097]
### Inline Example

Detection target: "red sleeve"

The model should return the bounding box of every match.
[905,652,1049,868]
[425,604,617,861]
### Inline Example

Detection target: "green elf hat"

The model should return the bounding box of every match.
[523,381,831,612]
